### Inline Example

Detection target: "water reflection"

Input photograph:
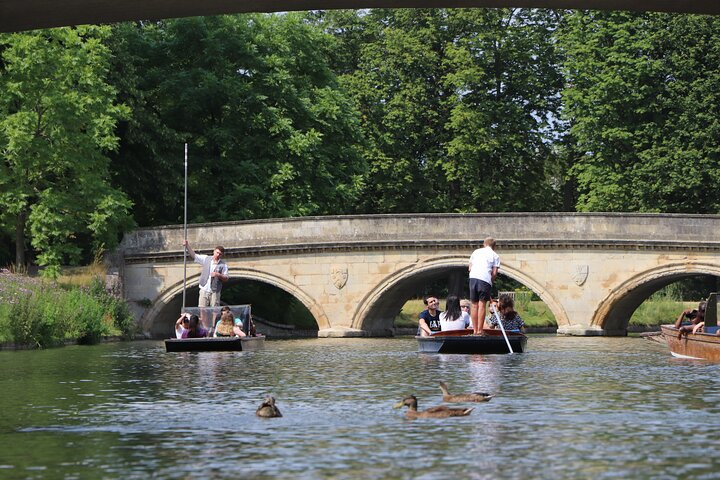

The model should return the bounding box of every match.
[1,336,719,478]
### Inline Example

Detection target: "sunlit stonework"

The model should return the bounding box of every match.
[572,265,589,286]
[331,265,348,290]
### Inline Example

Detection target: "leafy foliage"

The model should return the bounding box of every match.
[107,15,366,225]
[559,12,720,213]
[0,273,135,346]
[316,8,565,213]
[0,26,134,275]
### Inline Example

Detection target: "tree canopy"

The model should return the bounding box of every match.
[2,10,720,269]
[0,26,133,276]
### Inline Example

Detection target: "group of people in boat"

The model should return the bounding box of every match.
[674,300,720,339]
[175,240,257,339]
[417,293,525,336]
[418,236,525,337]
[175,306,256,339]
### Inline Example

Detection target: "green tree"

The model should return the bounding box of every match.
[108,15,366,224]
[443,8,565,212]
[318,9,565,213]
[0,26,133,276]
[559,12,720,213]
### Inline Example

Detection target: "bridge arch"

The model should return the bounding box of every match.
[352,254,567,334]
[593,261,720,334]
[227,267,331,330]
[141,268,330,335]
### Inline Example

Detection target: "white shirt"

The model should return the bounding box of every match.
[440,311,471,331]
[469,246,500,284]
[194,253,229,293]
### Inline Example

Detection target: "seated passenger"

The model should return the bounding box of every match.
[675,301,706,339]
[232,315,248,337]
[185,314,208,338]
[417,295,442,336]
[175,313,190,339]
[460,298,472,316]
[487,294,525,333]
[232,313,257,337]
[214,310,237,337]
[440,295,471,332]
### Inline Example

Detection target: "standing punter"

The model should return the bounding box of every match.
[469,237,500,335]
[183,240,229,307]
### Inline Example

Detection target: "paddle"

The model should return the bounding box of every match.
[182,143,188,310]
[489,297,514,354]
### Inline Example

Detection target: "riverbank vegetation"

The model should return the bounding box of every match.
[0,272,135,348]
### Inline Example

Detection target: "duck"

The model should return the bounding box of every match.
[256,395,283,418]
[393,395,474,419]
[439,381,493,403]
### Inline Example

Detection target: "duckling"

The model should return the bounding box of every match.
[393,395,474,419]
[256,395,283,418]
[439,381,493,403]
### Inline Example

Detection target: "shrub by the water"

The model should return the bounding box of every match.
[0,273,136,347]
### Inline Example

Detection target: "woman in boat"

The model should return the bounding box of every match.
[174,313,190,339]
[440,295,471,332]
[214,310,240,337]
[487,294,525,332]
[185,314,208,338]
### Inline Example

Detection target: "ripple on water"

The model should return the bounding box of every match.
[2,336,720,478]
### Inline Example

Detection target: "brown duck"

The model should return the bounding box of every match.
[439,381,493,403]
[256,396,283,418]
[393,395,474,419]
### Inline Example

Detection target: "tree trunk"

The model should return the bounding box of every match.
[15,209,26,269]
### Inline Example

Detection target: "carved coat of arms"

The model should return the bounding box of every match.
[331,265,348,290]
[572,265,589,286]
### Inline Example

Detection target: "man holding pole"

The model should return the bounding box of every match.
[468,237,500,335]
[183,240,229,307]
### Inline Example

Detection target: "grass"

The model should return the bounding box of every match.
[0,268,136,347]
[57,263,108,288]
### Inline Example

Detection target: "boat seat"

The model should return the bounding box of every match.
[704,293,717,328]
[704,326,719,334]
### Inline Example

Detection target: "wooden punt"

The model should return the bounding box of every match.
[660,325,720,361]
[165,335,265,352]
[416,329,527,354]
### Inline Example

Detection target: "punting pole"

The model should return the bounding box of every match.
[182,143,188,309]
[490,297,514,354]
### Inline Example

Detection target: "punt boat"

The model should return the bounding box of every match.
[165,304,266,352]
[416,328,527,354]
[165,335,265,352]
[659,292,720,361]
[659,325,720,361]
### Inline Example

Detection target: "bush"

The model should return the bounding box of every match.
[0,273,136,348]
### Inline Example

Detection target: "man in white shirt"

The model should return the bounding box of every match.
[468,237,500,335]
[183,240,229,307]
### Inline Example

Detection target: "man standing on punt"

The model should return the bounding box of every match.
[183,240,229,307]
[468,237,500,335]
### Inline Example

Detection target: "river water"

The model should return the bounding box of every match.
[1,335,719,479]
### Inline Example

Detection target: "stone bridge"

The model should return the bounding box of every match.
[111,213,720,338]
